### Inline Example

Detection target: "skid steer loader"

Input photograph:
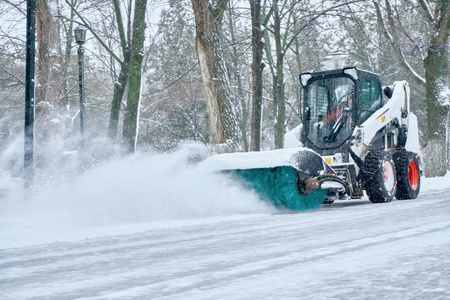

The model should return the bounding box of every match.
[200,67,421,210]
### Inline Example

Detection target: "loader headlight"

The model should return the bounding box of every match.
[300,73,312,87]
[343,67,358,80]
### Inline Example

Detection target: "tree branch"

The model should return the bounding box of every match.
[417,0,434,23]
[146,62,198,96]
[285,0,368,51]
[2,0,26,16]
[373,1,426,86]
[112,0,128,55]
[0,67,24,85]
[64,0,123,65]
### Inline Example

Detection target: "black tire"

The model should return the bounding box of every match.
[393,151,421,200]
[363,151,396,203]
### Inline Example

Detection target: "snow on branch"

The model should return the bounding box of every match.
[374,1,426,86]
[417,0,434,24]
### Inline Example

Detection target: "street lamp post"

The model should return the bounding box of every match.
[74,26,87,147]
[24,0,36,197]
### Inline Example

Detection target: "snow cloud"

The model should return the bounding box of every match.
[1,144,275,234]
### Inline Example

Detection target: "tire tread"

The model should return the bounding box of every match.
[394,151,420,200]
[363,151,396,203]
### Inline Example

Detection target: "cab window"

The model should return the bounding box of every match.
[360,79,381,124]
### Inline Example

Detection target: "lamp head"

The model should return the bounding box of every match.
[74,26,87,45]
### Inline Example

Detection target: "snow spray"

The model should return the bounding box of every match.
[1,143,275,230]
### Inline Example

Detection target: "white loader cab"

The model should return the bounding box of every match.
[285,67,422,203]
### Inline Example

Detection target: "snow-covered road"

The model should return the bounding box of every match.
[2,187,449,299]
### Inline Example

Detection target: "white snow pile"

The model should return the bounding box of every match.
[198,147,312,171]
[421,171,450,192]
[0,144,276,247]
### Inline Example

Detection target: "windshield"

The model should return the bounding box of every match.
[305,77,355,149]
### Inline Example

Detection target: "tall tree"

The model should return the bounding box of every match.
[250,0,264,151]
[226,1,249,151]
[191,0,240,152]
[35,0,64,169]
[108,0,131,140]
[122,0,148,152]
[59,0,77,134]
[272,0,285,149]
[66,0,148,152]
[263,0,316,149]
[263,0,364,149]
[374,0,450,176]
[423,0,450,176]
[142,0,208,151]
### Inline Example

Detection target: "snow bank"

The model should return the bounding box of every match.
[421,171,450,192]
[198,147,313,171]
[0,144,275,248]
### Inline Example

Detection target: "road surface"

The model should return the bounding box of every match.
[1,187,449,299]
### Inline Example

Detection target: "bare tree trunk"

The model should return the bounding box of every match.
[108,64,129,140]
[273,0,285,149]
[262,0,295,149]
[35,0,64,170]
[122,0,147,153]
[227,2,248,151]
[191,0,240,152]
[423,1,450,177]
[60,0,76,133]
[250,0,264,151]
[108,0,131,141]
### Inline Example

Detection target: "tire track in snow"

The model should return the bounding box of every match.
[1,189,449,299]
[4,218,450,299]
[0,215,337,268]
[82,221,450,300]
[3,187,447,267]
[1,196,445,283]
[6,218,448,300]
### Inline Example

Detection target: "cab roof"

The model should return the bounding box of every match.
[299,67,381,87]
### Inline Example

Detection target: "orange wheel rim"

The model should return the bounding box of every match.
[408,161,419,190]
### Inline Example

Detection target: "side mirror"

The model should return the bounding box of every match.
[384,86,393,99]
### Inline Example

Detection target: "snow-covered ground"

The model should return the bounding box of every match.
[1,149,449,299]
